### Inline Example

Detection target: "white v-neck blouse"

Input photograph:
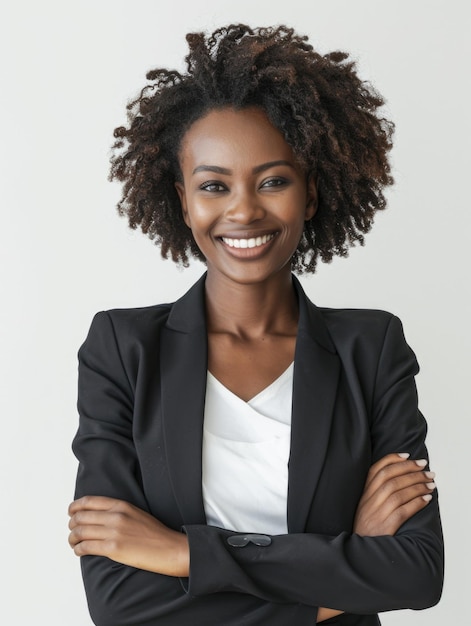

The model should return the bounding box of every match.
[202,363,294,535]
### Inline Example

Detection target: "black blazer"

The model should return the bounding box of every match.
[73,274,443,626]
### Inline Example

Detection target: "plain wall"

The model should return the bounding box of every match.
[2,0,469,623]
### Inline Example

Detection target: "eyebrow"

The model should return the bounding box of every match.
[192,160,295,176]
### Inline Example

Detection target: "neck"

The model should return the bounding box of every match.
[204,268,299,339]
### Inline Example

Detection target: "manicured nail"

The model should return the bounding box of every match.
[398,453,410,459]
[422,494,432,502]
[425,471,435,479]
[415,459,427,467]
[426,482,436,490]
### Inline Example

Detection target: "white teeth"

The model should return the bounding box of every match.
[221,233,274,249]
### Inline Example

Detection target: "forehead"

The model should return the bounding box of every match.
[178,107,297,171]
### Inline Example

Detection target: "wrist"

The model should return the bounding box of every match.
[174,531,190,577]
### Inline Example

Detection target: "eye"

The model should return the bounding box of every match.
[260,177,289,189]
[199,181,227,192]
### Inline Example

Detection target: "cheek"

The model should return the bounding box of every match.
[286,201,310,231]
[187,199,219,231]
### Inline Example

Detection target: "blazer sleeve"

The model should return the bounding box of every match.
[183,315,444,614]
[73,312,318,626]
[73,312,196,625]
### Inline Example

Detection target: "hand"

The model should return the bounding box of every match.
[68,496,190,577]
[317,607,344,622]
[316,454,436,622]
[353,453,436,537]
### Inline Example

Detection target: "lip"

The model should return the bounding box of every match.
[217,231,278,259]
[222,232,275,248]
[216,229,277,239]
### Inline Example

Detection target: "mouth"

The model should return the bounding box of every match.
[219,233,276,249]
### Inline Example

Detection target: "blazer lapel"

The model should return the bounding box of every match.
[288,278,340,533]
[160,274,208,525]
[159,273,340,532]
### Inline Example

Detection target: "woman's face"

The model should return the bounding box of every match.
[176,106,317,286]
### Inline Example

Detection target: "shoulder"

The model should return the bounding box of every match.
[319,306,396,338]
[294,276,402,353]
[315,306,409,360]
[317,307,417,378]
[81,303,174,357]
[101,302,173,335]
[81,274,207,356]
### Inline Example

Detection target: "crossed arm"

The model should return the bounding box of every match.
[69,311,443,623]
[68,452,437,623]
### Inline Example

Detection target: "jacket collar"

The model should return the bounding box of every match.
[166,272,336,354]
[165,273,207,333]
[161,272,339,532]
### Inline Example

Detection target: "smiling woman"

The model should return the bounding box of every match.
[69,24,443,626]
[175,107,317,286]
[108,24,393,273]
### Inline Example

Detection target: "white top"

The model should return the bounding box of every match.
[202,363,293,535]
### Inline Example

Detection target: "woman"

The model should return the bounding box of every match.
[68,25,444,625]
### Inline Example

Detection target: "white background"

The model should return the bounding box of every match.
[1,0,469,623]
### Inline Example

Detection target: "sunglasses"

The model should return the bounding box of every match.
[227,533,272,548]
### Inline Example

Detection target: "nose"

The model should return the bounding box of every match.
[225,189,266,224]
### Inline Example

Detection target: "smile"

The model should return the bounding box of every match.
[220,233,275,249]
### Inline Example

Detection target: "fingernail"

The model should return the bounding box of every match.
[426,482,436,490]
[398,453,410,459]
[415,459,427,467]
[425,471,435,479]
[422,494,432,502]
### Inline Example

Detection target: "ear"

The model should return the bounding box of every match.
[175,182,191,228]
[304,174,318,221]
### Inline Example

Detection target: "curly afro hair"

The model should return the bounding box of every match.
[110,24,394,272]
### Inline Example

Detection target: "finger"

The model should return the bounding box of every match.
[365,458,430,496]
[362,467,433,511]
[364,453,411,489]
[372,470,436,504]
[357,490,434,538]
[71,538,116,558]
[361,465,435,514]
[68,495,125,516]
[384,492,434,532]
[68,524,110,549]
[68,509,113,530]
[377,480,436,520]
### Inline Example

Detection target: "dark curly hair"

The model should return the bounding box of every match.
[110,24,394,272]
